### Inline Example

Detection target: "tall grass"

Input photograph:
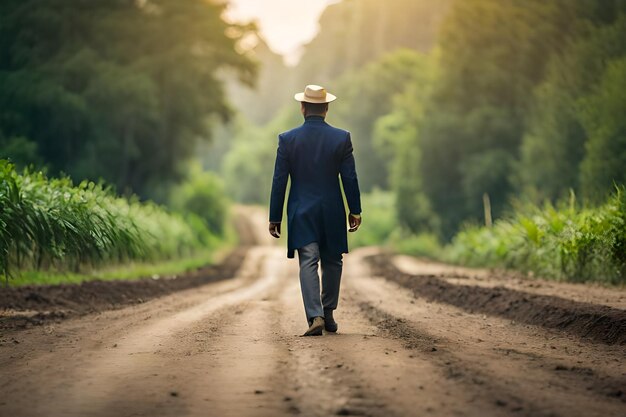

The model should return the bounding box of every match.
[443,188,626,284]
[0,160,215,284]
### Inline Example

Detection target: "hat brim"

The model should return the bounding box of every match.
[294,92,337,103]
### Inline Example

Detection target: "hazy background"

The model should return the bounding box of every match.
[224,0,338,65]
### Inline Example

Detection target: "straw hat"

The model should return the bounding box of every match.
[294,84,337,103]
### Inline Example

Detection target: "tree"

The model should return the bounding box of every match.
[372,55,440,234]
[0,0,256,196]
[517,11,626,202]
[418,0,609,237]
[333,49,429,191]
[579,58,626,201]
[222,109,301,204]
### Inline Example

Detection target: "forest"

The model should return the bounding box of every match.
[0,0,255,197]
[1,0,625,284]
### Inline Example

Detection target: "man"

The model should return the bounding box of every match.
[269,84,362,336]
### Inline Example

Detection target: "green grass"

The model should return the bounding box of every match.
[9,215,239,287]
[10,249,219,287]
[1,159,231,285]
[392,188,626,285]
[392,232,442,259]
[444,189,625,284]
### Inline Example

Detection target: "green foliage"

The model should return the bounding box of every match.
[169,163,228,235]
[0,0,256,196]
[579,57,626,202]
[0,160,216,283]
[443,189,626,284]
[393,233,442,260]
[333,49,431,191]
[222,109,301,204]
[372,58,440,235]
[0,135,41,168]
[348,190,397,248]
[418,0,593,237]
[518,12,626,202]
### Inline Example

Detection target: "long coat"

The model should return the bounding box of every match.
[269,115,362,258]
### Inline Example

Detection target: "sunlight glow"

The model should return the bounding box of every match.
[224,0,339,65]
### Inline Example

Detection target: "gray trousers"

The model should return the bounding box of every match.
[297,242,343,324]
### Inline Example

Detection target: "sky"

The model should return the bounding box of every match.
[223,0,339,65]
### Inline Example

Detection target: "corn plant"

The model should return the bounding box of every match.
[0,160,214,284]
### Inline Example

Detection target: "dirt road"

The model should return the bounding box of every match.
[1,210,625,417]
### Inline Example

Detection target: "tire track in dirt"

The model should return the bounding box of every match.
[366,252,626,345]
[392,254,626,310]
[346,249,626,417]
[34,247,280,417]
[0,246,271,417]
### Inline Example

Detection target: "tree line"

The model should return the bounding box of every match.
[410,0,626,237]
[220,0,625,243]
[0,0,256,198]
[4,0,623,248]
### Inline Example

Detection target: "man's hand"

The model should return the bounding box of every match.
[348,213,362,232]
[269,222,281,238]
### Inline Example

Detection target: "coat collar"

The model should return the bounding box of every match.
[304,115,326,124]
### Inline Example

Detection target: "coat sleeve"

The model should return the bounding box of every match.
[339,132,362,215]
[269,134,289,223]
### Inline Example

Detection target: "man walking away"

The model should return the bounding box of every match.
[269,84,362,336]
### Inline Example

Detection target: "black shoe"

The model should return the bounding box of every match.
[324,309,338,333]
[303,317,324,336]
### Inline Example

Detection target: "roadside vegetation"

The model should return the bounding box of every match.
[348,188,626,285]
[405,189,626,285]
[0,160,231,286]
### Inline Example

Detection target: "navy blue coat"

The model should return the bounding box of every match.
[269,115,362,258]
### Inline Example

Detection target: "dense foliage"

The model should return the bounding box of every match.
[169,162,228,235]
[332,50,431,191]
[445,188,626,284]
[0,160,216,283]
[3,0,621,285]
[0,0,256,197]
[519,12,626,203]
[412,0,626,237]
[220,109,300,204]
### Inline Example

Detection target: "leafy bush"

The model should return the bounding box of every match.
[443,188,626,284]
[169,163,228,235]
[393,232,442,259]
[0,160,215,283]
[348,189,397,248]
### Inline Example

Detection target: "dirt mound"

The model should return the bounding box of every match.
[0,248,247,331]
[366,253,626,345]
